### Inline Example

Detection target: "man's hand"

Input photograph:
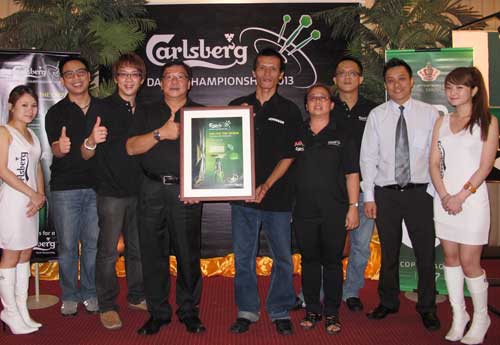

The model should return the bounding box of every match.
[57,126,71,154]
[246,183,270,203]
[158,114,180,140]
[364,201,377,219]
[88,116,107,146]
[345,207,359,230]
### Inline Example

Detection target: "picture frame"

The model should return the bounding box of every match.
[180,106,255,201]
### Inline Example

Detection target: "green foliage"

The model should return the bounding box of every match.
[315,0,484,103]
[0,0,156,96]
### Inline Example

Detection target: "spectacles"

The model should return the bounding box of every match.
[62,68,88,79]
[162,73,188,82]
[307,95,330,102]
[116,72,143,80]
[335,71,360,78]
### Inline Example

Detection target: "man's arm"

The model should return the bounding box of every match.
[360,110,379,219]
[253,158,294,203]
[126,113,179,156]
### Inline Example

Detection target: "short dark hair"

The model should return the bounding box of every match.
[335,56,363,76]
[383,58,412,80]
[58,56,90,75]
[253,47,286,72]
[160,59,192,80]
[112,53,146,78]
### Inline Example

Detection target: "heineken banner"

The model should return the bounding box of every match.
[386,48,474,294]
[141,2,354,257]
[0,49,77,261]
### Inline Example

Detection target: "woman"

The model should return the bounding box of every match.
[292,84,359,334]
[0,85,45,334]
[430,67,498,344]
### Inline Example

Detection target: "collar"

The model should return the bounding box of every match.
[389,98,412,113]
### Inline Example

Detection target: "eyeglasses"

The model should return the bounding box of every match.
[307,95,330,102]
[62,68,88,79]
[162,73,188,82]
[116,72,143,80]
[335,71,360,78]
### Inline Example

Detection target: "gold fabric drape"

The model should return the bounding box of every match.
[32,233,381,281]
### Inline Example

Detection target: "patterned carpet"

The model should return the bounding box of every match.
[1,260,499,345]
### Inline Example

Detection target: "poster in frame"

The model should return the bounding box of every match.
[180,106,255,201]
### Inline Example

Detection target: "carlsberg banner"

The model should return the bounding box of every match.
[386,48,473,295]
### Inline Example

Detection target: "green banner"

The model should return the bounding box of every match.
[386,48,473,295]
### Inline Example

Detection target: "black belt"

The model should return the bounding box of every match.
[380,183,427,191]
[143,170,179,185]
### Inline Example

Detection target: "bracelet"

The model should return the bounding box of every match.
[463,182,476,194]
[84,138,97,151]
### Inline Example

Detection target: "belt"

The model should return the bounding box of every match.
[380,183,427,191]
[143,170,179,185]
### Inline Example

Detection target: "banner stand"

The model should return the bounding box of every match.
[27,263,59,310]
[404,291,447,304]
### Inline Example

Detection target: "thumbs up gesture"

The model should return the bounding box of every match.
[58,126,71,154]
[88,116,107,146]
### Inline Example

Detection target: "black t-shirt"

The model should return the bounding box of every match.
[45,95,103,191]
[229,92,302,212]
[92,93,142,197]
[129,98,201,176]
[292,117,359,219]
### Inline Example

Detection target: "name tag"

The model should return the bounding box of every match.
[268,117,284,125]
[328,140,341,146]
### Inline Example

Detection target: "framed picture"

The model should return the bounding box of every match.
[180,106,255,201]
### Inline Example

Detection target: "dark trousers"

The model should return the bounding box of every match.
[293,213,347,316]
[138,177,202,321]
[374,186,436,313]
[95,195,145,312]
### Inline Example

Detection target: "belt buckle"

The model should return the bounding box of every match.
[162,175,171,185]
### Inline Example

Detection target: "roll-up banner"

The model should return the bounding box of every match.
[386,48,474,295]
[0,49,77,262]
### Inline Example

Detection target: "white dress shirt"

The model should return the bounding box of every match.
[360,98,438,202]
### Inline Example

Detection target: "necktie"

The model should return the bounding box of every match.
[395,105,410,187]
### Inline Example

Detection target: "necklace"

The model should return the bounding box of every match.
[79,102,90,110]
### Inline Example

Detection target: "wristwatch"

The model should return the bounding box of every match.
[153,129,161,142]
[349,202,359,208]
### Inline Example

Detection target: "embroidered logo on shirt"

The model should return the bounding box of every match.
[357,116,368,122]
[294,140,305,151]
[328,140,341,146]
[268,117,284,125]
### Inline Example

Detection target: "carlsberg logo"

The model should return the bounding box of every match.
[146,34,248,69]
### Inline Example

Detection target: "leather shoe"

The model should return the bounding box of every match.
[366,305,398,320]
[274,319,293,335]
[346,297,363,312]
[137,317,171,335]
[230,318,252,333]
[420,312,440,331]
[180,316,206,333]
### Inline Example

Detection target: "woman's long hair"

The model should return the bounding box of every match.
[445,67,491,141]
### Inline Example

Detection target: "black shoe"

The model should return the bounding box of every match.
[290,296,304,311]
[420,312,440,331]
[366,305,398,320]
[180,316,206,333]
[137,317,171,335]
[274,319,293,335]
[230,318,252,334]
[346,297,363,312]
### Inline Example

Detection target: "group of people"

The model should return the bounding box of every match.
[0,47,496,345]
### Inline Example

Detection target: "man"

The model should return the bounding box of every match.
[360,58,440,331]
[45,56,101,316]
[81,53,147,330]
[126,60,205,335]
[332,57,378,312]
[228,48,302,335]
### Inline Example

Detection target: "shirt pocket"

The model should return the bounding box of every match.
[413,129,429,150]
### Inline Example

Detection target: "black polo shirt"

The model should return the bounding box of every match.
[130,98,201,176]
[229,92,302,212]
[45,95,103,191]
[292,117,359,219]
[92,93,142,197]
